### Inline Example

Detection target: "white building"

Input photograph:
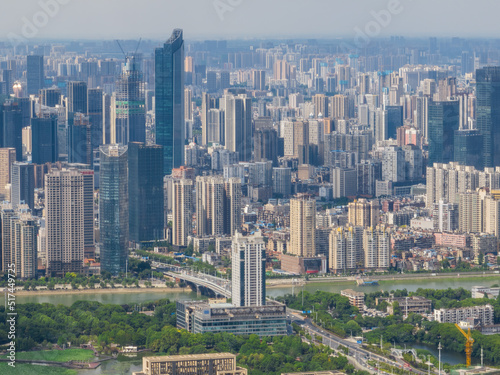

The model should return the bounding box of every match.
[231,231,266,307]
[434,304,494,326]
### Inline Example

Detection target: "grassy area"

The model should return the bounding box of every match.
[10,349,94,362]
[0,362,77,375]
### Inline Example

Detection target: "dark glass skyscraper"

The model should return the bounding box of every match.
[128,142,164,243]
[155,29,185,175]
[27,55,44,96]
[454,129,483,170]
[31,116,58,164]
[0,100,23,161]
[385,105,403,140]
[99,144,128,276]
[11,162,35,210]
[68,113,92,166]
[476,67,500,168]
[428,100,459,165]
[68,81,88,113]
[115,55,145,145]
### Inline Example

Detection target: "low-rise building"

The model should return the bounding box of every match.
[341,289,365,309]
[378,296,432,315]
[280,254,327,275]
[434,304,494,326]
[132,353,247,375]
[176,300,287,336]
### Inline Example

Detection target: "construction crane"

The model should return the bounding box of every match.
[455,323,474,367]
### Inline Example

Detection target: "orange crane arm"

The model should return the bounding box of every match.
[455,323,469,339]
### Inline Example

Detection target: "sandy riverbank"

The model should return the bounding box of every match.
[9,286,193,297]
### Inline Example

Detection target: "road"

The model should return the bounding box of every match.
[288,309,428,375]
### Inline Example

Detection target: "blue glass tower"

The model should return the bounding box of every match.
[99,144,128,276]
[428,100,459,165]
[31,116,58,164]
[155,29,185,175]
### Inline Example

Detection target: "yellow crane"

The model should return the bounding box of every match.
[455,323,474,367]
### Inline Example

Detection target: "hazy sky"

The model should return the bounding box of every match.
[1,0,499,42]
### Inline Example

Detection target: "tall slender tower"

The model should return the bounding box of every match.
[222,94,252,162]
[27,55,44,96]
[289,196,316,257]
[172,179,192,247]
[99,144,128,276]
[476,67,500,168]
[128,142,164,243]
[155,29,185,175]
[231,231,266,307]
[0,148,16,201]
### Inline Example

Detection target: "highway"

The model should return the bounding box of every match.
[288,309,428,375]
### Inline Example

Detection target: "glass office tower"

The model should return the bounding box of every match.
[428,100,459,165]
[128,142,164,243]
[155,29,185,175]
[99,144,128,276]
[476,67,500,168]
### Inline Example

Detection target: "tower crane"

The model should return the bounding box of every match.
[455,323,474,367]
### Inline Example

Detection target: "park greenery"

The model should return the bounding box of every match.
[278,288,500,366]
[0,299,368,375]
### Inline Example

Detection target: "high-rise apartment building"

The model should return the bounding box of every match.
[172,179,193,247]
[289,196,316,257]
[155,29,185,175]
[363,226,390,270]
[99,144,128,276]
[128,142,164,243]
[329,226,363,273]
[348,199,380,228]
[231,231,266,307]
[254,128,278,166]
[224,178,242,236]
[0,148,16,201]
[273,167,292,197]
[45,169,85,276]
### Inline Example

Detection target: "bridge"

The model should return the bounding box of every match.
[391,348,418,359]
[162,266,232,298]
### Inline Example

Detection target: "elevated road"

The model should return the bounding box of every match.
[162,266,232,298]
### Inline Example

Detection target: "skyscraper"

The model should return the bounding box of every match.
[87,88,103,151]
[68,112,92,165]
[196,176,224,237]
[99,144,128,276]
[476,67,500,168]
[231,231,266,307]
[222,94,252,162]
[155,29,185,175]
[114,55,146,145]
[11,162,34,210]
[428,100,460,165]
[31,116,58,164]
[223,178,242,236]
[45,169,85,276]
[172,179,193,247]
[272,167,291,197]
[128,142,164,243]
[67,81,88,114]
[289,196,316,257]
[0,100,23,161]
[27,55,44,96]
[454,129,483,170]
[0,148,16,201]
[254,128,278,166]
[40,87,61,107]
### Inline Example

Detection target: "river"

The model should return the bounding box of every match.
[17,275,500,306]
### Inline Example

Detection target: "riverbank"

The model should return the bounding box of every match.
[266,272,500,289]
[10,286,193,297]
